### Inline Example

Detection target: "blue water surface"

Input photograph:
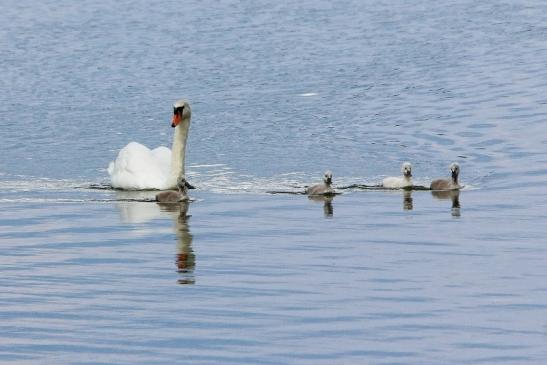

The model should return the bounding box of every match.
[1,0,547,364]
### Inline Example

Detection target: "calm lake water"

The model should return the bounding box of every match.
[2,0,547,364]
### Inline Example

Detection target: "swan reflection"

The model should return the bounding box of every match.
[113,190,158,223]
[114,192,195,284]
[431,190,461,217]
[308,195,334,217]
[157,201,195,285]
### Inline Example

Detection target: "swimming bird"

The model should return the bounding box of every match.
[306,171,335,195]
[382,162,413,189]
[155,176,189,203]
[430,162,461,190]
[108,99,192,190]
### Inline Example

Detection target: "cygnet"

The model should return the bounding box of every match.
[382,162,413,189]
[306,171,335,196]
[430,162,461,190]
[155,176,189,203]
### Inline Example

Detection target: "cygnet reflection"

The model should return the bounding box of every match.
[403,190,413,210]
[431,190,461,217]
[308,194,334,217]
[157,201,195,284]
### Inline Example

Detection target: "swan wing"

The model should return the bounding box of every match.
[151,146,171,176]
[108,142,171,190]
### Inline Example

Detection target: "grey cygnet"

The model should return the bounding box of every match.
[306,171,335,195]
[156,176,189,203]
[430,162,461,191]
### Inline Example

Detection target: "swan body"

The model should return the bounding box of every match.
[430,162,461,190]
[108,100,191,190]
[382,162,413,189]
[307,171,335,195]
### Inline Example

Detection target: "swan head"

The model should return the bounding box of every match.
[450,162,460,180]
[323,170,333,185]
[172,99,191,128]
[401,162,412,178]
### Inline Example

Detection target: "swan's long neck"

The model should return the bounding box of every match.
[167,116,191,189]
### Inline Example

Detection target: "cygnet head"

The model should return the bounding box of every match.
[323,170,333,185]
[450,162,460,181]
[177,175,188,194]
[401,162,412,178]
[172,99,192,128]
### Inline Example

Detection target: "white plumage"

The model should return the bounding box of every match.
[108,142,172,190]
[382,162,413,189]
[108,100,191,190]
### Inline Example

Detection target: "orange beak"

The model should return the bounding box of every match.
[171,113,181,128]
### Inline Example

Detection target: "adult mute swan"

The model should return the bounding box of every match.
[108,99,191,190]
[306,171,335,195]
[430,162,461,190]
[382,162,413,189]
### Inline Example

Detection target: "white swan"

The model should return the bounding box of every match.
[306,171,335,195]
[430,162,461,190]
[108,99,191,190]
[382,162,412,189]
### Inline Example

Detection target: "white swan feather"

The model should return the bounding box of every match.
[108,100,191,190]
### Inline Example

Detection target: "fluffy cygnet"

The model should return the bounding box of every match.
[430,162,461,190]
[155,176,189,203]
[382,162,413,189]
[306,171,335,196]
